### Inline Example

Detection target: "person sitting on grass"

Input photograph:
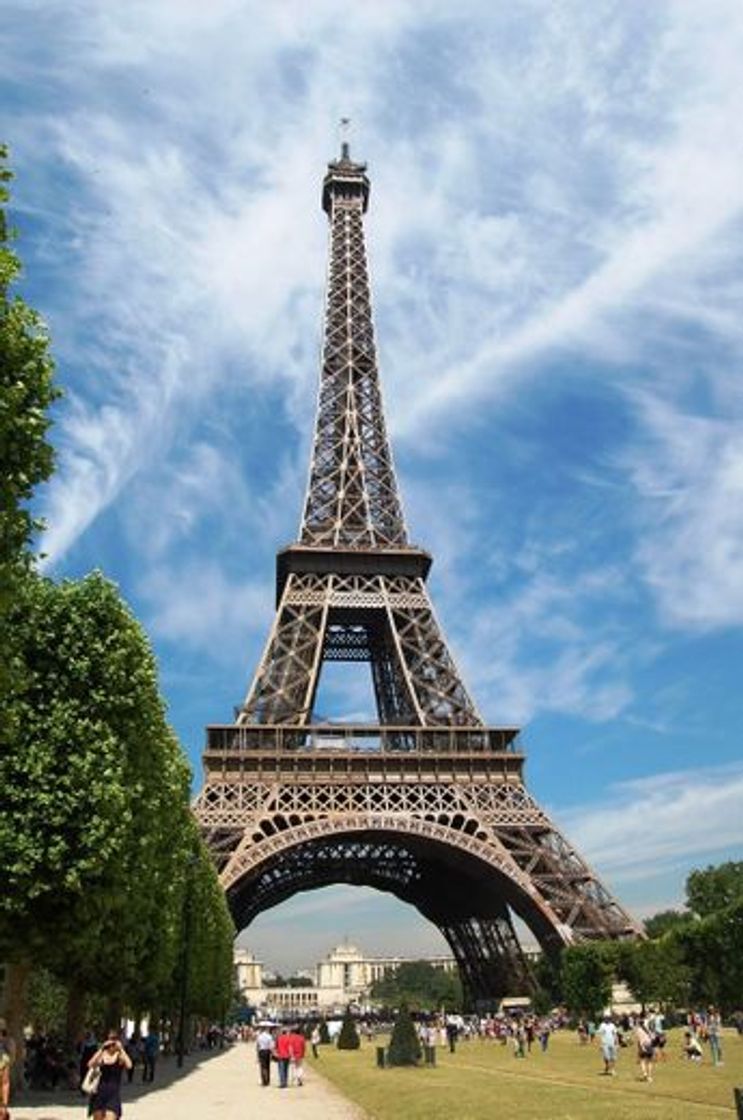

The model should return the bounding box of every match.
[683,1031,703,1062]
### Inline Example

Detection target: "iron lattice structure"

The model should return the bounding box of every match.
[194,147,640,1005]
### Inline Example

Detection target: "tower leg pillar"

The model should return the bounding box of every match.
[437,909,534,1009]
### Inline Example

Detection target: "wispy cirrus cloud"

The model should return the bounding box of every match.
[621,393,743,630]
[559,762,743,885]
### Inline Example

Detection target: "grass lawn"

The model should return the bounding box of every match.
[313,1028,740,1120]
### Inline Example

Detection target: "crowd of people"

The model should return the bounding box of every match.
[0,1003,735,1116]
[395,1005,731,1083]
[17,1026,164,1094]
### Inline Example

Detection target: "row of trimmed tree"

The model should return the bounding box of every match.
[0,147,234,1057]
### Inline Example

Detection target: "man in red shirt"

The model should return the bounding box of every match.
[288,1027,306,1087]
[274,1029,293,1088]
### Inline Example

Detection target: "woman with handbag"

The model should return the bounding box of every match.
[0,1022,15,1120]
[84,1030,132,1119]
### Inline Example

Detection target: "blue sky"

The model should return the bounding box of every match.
[3,1,743,972]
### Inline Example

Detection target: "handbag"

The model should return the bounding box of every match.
[82,1064,102,1095]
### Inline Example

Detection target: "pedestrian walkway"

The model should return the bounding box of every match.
[11,1042,364,1120]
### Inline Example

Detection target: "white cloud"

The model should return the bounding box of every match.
[140,560,271,662]
[622,394,743,629]
[559,762,743,885]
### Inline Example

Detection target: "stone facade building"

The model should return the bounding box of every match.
[234,941,456,1016]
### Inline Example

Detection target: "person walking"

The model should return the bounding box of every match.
[0,1022,15,1120]
[123,1035,139,1084]
[597,1015,618,1076]
[310,1024,321,1059]
[85,1030,133,1119]
[255,1025,275,1087]
[141,1029,159,1083]
[635,1021,655,1083]
[707,1009,724,1066]
[288,1027,306,1087]
[274,1028,292,1089]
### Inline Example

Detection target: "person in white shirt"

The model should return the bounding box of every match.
[597,1015,619,1076]
[255,1027,275,1087]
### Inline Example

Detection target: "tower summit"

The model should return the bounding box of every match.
[195,149,640,1005]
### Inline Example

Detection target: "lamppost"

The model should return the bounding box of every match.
[176,852,198,1068]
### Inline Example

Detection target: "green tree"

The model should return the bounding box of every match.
[370,960,462,1011]
[686,862,743,918]
[617,939,689,1010]
[0,572,233,1040]
[336,1005,360,1050]
[0,149,59,1068]
[0,151,59,574]
[184,835,235,1020]
[561,943,615,1019]
[0,147,60,732]
[644,909,692,939]
[387,1003,422,1066]
[25,968,67,1035]
[671,898,743,1013]
[532,954,563,1009]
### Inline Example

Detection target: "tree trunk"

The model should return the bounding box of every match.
[3,959,31,1094]
[105,996,123,1032]
[65,981,87,1047]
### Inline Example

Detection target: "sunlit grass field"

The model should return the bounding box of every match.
[314,1028,740,1120]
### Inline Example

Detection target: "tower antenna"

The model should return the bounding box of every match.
[339,116,351,161]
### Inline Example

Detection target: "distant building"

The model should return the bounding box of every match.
[234,940,456,1016]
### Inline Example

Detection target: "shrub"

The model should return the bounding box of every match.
[387,1004,422,1066]
[336,1005,361,1050]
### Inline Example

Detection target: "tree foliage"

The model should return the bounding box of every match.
[387,1003,422,1066]
[643,909,692,939]
[686,861,743,918]
[561,943,615,1019]
[616,938,689,1010]
[370,960,462,1011]
[0,145,60,730]
[532,954,563,1009]
[185,835,235,1020]
[563,861,743,1017]
[336,1006,361,1050]
[670,898,743,1013]
[0,572,234,1024]
[25,967,68,1035]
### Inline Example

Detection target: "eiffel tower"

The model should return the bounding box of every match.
[194,143,639,1003]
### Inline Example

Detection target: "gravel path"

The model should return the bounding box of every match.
[11,1042,364,1120]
